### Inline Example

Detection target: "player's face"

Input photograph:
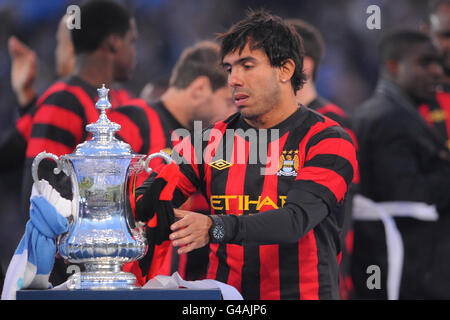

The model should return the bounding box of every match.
[396,42,442,103]
[222,43,281,122]
[194,85,235,126]
[209,86,236,124]
[114,18,138,81]
[430,3,450,77]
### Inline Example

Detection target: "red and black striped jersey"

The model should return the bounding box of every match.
[1,80,132,174]
[25,77,132,158]
[163,106,357,299]
[418,89,450,150]
[109,99,210,283]
[109,99,209,212]
[308,96,359,157]
[307,96,358,298]
[109,99,179,156]
[308,96,348,125]
[109,99,175,285]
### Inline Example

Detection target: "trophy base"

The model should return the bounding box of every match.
[66,271,139,290]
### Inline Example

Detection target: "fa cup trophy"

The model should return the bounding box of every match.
[31,85,172,290]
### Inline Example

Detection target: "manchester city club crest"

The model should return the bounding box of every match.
[277,150,299,176]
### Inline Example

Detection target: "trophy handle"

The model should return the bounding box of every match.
[31,151,63,195]
[143,151,173,174]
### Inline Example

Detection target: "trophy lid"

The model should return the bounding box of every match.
[70,84,133,157]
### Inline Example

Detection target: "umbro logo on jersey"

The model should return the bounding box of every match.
[209,159,232,170]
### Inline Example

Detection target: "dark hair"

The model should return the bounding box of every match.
[285,18,324,81]
[378,29,432,66]
[71,0,132,54]
[169,41,227,92]
[217,9,306,93]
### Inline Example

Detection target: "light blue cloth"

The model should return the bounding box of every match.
[1,196,68,300]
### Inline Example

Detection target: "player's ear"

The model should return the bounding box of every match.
[302,57,315,80]
[189,76,212,102]
[103,34,121,54]
[278,58,295,85]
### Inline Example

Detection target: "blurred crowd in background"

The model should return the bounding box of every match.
[0,0,430,126]
[0,0,435,295]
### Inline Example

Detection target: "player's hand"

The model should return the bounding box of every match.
[8,36,37,107]
[169,209,212,254]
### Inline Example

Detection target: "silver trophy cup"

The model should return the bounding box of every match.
[31,85,172,290]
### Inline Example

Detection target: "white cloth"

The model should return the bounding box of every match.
[52,272,243,300]
[144,272,243,300]
[352,194,439,300]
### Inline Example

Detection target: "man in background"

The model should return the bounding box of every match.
[422,0,450,151]
[351,29,450,299]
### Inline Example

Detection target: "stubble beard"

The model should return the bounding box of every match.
[240,80,281,124]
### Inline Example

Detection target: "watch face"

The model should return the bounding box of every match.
[213,224,225,241]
